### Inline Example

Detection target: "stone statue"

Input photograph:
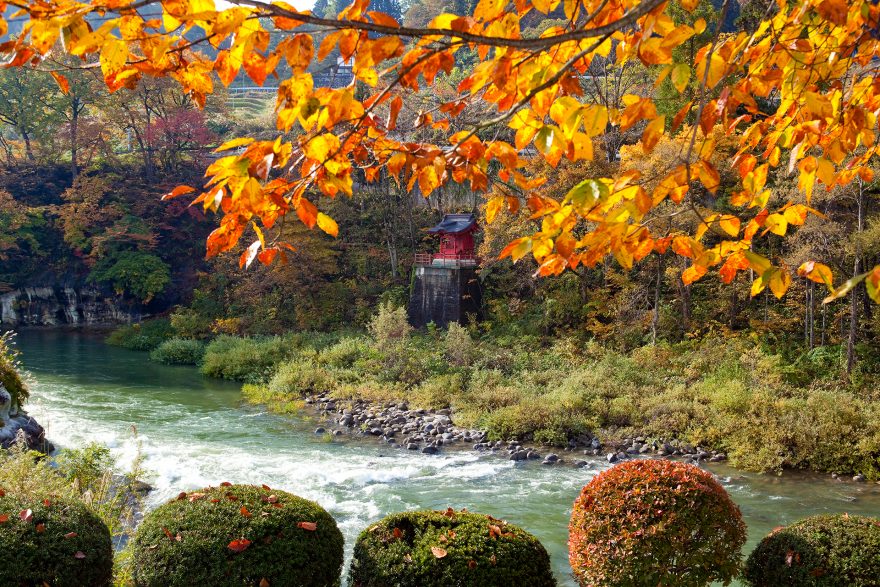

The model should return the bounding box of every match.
[0,382,46,451]
[0,383,10,424]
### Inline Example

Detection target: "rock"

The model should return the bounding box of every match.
[314,427,326,434]
[709,453,727,462]
[422,446,439,455]
[574,460,590,468]
[591,438,601,450]
[131,480,153,494]
[526,450,541,460]
[639,444,652,454]
[333,430,343,436]
[606,452,618,463]
[510,450,529,461]
[406,443,419,450]
[853,474,866,482]
[0,412,48,452]
[544,453,559,463]
[370,428,383,436]
[616,451,628,461]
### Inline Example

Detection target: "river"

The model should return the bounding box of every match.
[15,330,880,586]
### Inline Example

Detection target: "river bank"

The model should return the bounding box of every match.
[12,330,880,586]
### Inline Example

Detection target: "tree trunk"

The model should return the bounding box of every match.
[651,254,664,344]
[20,128,34,161]
[70,97,80,179]
[846,180,865,376]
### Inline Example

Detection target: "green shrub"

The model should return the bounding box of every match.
[149,338,206,365]
[0,494,113,586]
[106,318,174,352]
[0,330,28,408]
[266,359,335,396]
[367,302,411,346]
[444,322,475,367]
[200,335,295,382]
[744,514,880,586]
[169,308,214,340]
[569,460,746,587]
[132,484,343,587]
[55,442,114,493]
[349,509,555,587]
[89,250,170,303]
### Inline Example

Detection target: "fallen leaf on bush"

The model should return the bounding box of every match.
[468,560,477,569]
[211,499,221,503]
[74,552,86,559]
[36,523,45,533]
[0,488,5,497]
[261,484,271,491]
[19,509,32,522]
[64,532,77,539]
[188,493,205,502]
[488,525,502,539]
[176,492,188,501]
[267,494,279,504]
[393,528,402,539]
[226,494,238,501]
[228,538,251,553]
[162,528,174,540]
[431,547,447,558]
[297,521,317,531]
[260,579,270,587]
[220,482,232,487]
[42,499,51,507]
[449,531,456,539]
[439,535,447,543]
[444,508,455,518]
[0,515,8,523]
[489,554,497,566]
[240,507,252,518]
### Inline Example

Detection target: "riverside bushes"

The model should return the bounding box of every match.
[0,494,113,586]
[149,338,206,365]
[132,484,344,587]
[349,509,555,587]
[569,460,746,587]
[106,318,174,351]
[744,514,880,586]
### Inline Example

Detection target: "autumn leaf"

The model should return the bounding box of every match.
[431,546,448,558]
[316,213,338,237]
[0,514,8,524]
[74,551,86,559]
[228,538,252,553]
[162,185,196,201]
[19,509,32,522]
[297,521,317,531]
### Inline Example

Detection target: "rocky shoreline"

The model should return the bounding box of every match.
[302,391,730,469]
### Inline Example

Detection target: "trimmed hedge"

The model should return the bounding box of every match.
[744,514,880,586]
[349,509,556,587]
[0,494,113,586]
[132,484,343,587]
[569,459,746,587]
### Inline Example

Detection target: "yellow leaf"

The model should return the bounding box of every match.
[100,38,128,78]
[474,0,506,21]
[316,212,338,237]
[763,213,788,236]
[499,237,532,262]
[797,261,834,290]
[671,63,690,93]
[641,116,665,153]
[486,195,505,224]
[214,137,255,152]
[768,268,791,299]
[718,215,741,237]
[743,250,771,276]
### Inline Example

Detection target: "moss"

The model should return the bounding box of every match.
[132,484,343,587]
[744,514,880,587]
[0,494,113,586]
[349,509,555,587]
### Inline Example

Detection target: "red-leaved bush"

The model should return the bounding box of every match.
[569,459,746,587]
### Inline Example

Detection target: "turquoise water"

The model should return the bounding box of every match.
[15,330,880,585]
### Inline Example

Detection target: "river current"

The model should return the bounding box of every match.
[16,330,880,585]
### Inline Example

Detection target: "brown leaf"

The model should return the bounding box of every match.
[220,481,232,487]
[0,488,5,497]
[260,579,270,587]
[0,514,8,523]
[19,509,32,522]
[228,538,252,553]
[431,546,447,558]
[468,560,477,569]
[297,521,317,531]
[64,532,78,539]
[267,494,279,504]
[261,484,271,491]
[393,527,402,539]
[42,499,51,507]
[74,551,86,559]
[240,507,252,518]
[176,492,188,501]
[162,527,174,540]
[36,523,45,533]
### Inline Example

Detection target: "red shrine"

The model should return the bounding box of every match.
[414,213,479,267]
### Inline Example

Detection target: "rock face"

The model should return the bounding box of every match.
[0,286,141,326]
[0,413,48,451]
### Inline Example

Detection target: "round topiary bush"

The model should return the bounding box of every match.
[569,459,746,587]
[132,484,343,587]
[744,514,880,586]
[349,508,556,587]
[0,493,113,586]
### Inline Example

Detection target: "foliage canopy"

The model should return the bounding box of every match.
[2,0,880,304]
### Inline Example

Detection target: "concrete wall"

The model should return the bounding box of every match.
[407,266,481,328]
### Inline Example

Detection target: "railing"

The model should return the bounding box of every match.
[414,252,479,266]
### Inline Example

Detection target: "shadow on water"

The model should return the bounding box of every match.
[12,330,880,586]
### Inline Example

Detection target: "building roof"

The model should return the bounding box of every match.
[427,213,478,234]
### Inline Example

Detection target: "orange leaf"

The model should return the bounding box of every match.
[50,72,70,94]
[162,185,196,201]
[0,515,8,523]
[297,521,317,531]
[228,538,252,553]
[240,506,253,518]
